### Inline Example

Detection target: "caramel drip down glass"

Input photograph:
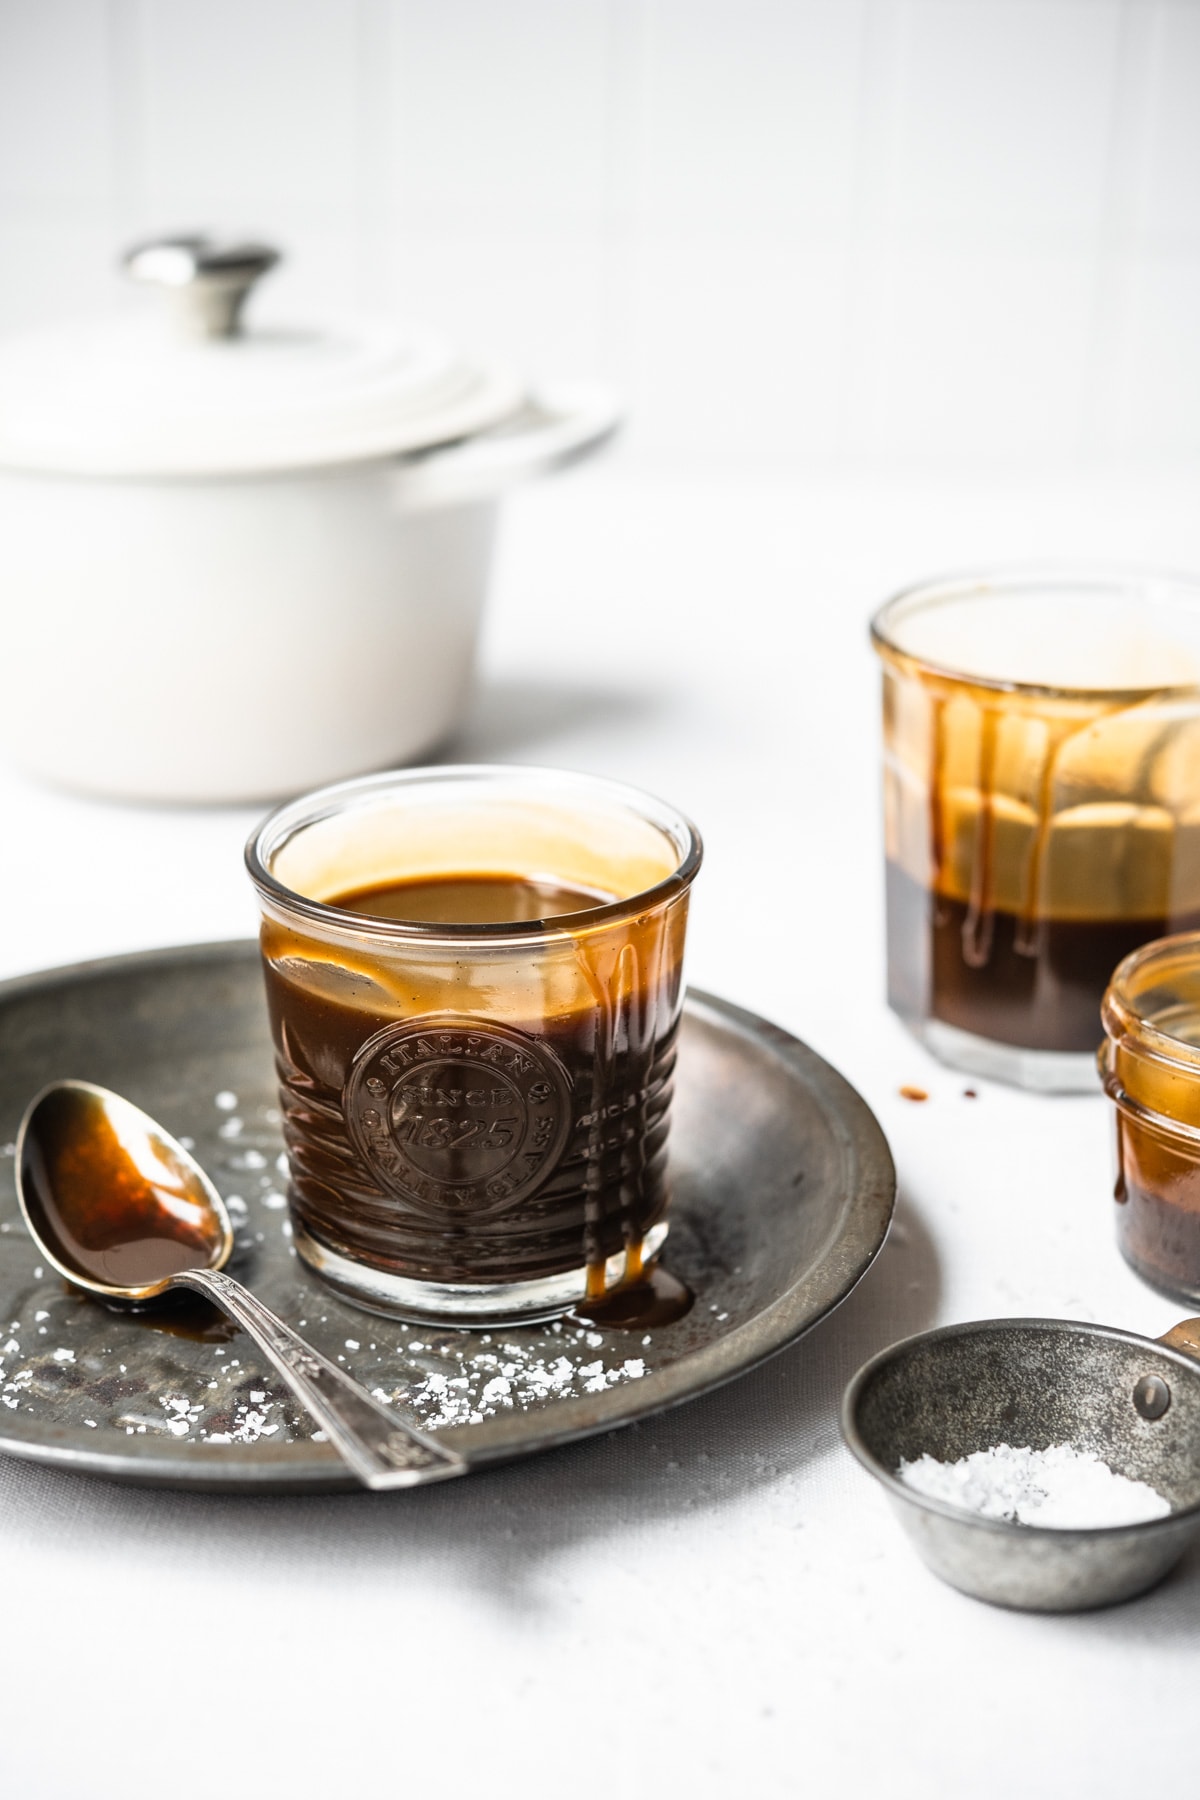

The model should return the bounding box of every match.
[246,765,701,1325]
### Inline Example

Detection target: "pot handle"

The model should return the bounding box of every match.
[391,381,621,513]
[123,235,280,341]
[1158,1318,1200,1361]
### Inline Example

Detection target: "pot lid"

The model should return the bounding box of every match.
[0,236,525,478]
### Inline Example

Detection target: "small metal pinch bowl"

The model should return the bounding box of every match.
[841,1317,1200,1611]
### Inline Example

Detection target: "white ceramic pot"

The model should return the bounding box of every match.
[0,238,618,803]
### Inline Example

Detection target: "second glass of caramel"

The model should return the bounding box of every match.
[246,765,701,1325]
[873,569,1200,1091]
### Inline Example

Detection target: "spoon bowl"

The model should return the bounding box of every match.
[17,1080,467,1489]
[18,1081,231,1300]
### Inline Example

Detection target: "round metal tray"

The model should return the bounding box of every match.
[0,942,894,1490]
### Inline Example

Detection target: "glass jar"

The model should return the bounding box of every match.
[1100,932,1200,1302]
[246,765,702,1325]
[872,567,1200,1091]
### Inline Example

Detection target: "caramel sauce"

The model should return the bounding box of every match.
[571,1259,694,1329]
[337,873,607,925]
[883,661,1200,1056]
[261,871,691,1297]
[1112,1123,1200,1300]
[1106,1004,1200,1300]
[140,1298,240,1342]
[20,1088,214,1289]
[887,862,1200,1054]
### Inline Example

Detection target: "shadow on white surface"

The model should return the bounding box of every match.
[5,1191,1196,1629]
[1051,1551,1200,1639]
[0,1195,939,1586]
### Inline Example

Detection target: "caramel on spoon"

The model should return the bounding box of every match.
[16,1080,466,1490]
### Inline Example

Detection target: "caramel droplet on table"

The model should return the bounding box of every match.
[572,1262,695,1330]
[899,1085,929,1103]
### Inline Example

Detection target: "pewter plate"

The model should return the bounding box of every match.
[0,942,894,1491]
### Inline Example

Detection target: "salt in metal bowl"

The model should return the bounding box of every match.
[841,1316,1200,1612]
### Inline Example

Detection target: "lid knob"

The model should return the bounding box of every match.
[122,235,280,341]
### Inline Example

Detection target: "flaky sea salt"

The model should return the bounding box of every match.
[899,1442,1172,1528]
[378,1335,649,1431]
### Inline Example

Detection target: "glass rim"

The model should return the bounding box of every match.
[870,562,1200,703]
[1101,930,1200,1078]
[245,762,703,944]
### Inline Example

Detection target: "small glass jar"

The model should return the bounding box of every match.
[1100,932,1200,1302]
[246,764,701,1326]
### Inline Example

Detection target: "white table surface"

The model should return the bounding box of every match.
[1,459,1198,1798]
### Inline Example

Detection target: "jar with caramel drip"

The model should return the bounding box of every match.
[1100,933,1200,1303]
[246,765,701,1327]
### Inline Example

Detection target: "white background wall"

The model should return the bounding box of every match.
[1,0,1198,465]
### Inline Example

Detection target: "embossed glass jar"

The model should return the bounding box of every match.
[246,765,702,1325]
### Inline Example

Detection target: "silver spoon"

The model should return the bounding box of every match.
[16,1079,467,1491]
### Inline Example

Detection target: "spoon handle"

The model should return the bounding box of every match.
[175,1267,468,1490]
